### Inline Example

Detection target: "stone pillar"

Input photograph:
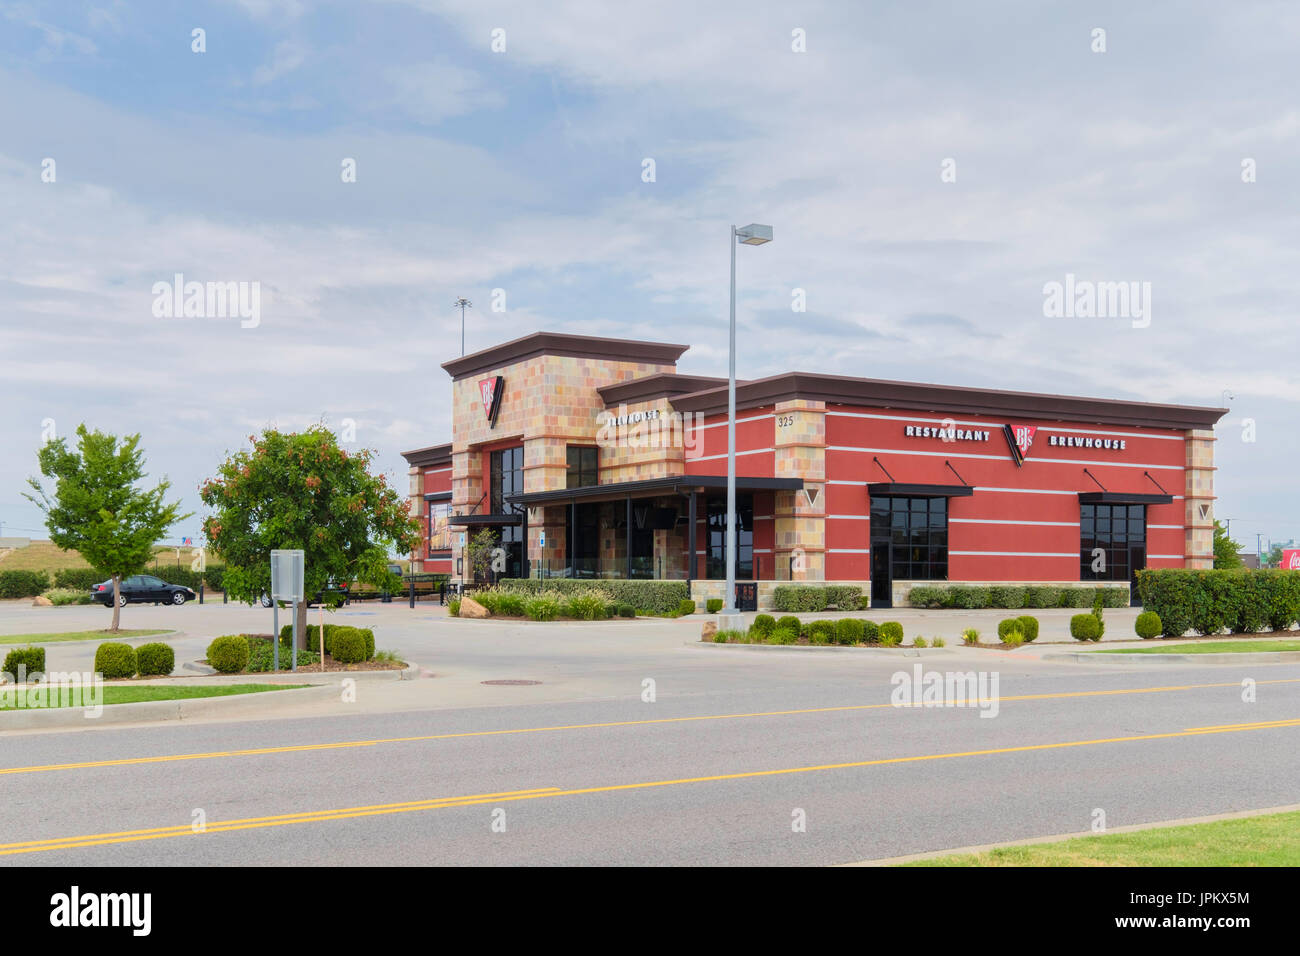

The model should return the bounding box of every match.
[407,466,423,573]
[773,399,826,581]
[1184,428,1216,569]
[451,449,484,584]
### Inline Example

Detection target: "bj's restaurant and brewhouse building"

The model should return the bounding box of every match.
[402,331,1226,608]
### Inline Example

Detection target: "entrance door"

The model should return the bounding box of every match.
[870,541,892,607]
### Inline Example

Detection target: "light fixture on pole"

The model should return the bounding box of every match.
[454,297,472,356]
[720,223,772,628]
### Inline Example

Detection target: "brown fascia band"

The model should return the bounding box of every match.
[667,371,1228,431]
[441,331,690,382]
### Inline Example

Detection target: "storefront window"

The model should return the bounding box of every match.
[490,446,525,514]
[1080,503,1145,582]
[870,496,947,580]
[706,494,753,579]
[566,446,599,488]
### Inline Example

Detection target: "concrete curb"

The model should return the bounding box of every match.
[1043,649,1300,665]
[182,661,420,680]
[687,641,954,656]
[842,803,1300,866]
[0,682,337,731]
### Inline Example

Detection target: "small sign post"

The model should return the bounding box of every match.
[270,550,305,672]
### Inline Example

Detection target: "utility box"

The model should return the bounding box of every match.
[270,549,305,603]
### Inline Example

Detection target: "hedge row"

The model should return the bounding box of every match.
[2,646,45,678]
[0,570,51,599]
[771,585,864,613]
[908,584,1129,610]
[1135,569,1300,637]
[278,623,375,661]
[496,578,689,615]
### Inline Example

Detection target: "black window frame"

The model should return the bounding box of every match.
[870,495,948,581]
[1080,503,1145,582]
[566,445,599,489]
[705,493,754,580]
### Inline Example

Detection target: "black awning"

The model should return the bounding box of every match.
[507,474,804,507]
[422,491,452,501]
[448,513,523,526]
[1078,492,1173,505]
[868,482,974,498]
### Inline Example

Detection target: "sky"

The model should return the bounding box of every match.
[0,0,1296,553]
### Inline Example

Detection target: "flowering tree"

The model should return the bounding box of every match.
[200,427,420,647]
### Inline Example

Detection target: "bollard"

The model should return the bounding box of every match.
[198,582,204,604]
[409,578,415,608]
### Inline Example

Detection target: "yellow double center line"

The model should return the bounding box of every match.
[3,678,1297,778]
[3,716,1297,857]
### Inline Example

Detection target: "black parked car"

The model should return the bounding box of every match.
[92,575,196,607]
[257,580,350,608]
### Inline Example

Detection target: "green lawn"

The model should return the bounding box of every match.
[0,629,173,644]
[1098,640,1300,654]
[1,683,307,710]
[906,810,1300,866]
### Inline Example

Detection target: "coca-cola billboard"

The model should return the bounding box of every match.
[1282,548,1300,570]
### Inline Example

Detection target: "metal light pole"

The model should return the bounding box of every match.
[455,297,472,356]
[721,224,773,623]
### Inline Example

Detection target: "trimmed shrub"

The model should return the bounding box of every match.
[947,586,990,609]
[1091,593,1107,638]
[247,641,319,672]
[677,598,697,616]
[3,647,45,679]
[907,585,946,609]
[989,586,1026,609]
[808,620,836,645]
[524,595,563,621]
[1070,614,1101,642]
[331,629,367,663]
[772,585,828,613]
[0,570,51,599]
[879,621,904,644]
[706,598,723,613]
[496,578,689,616]
[860,620,880,643]
[1135,611,1162,639]
[1063,587,1095,608]
[617,604,635,618]
[136,642,175,676]
[834,618,865,645]
[1015,615,1040,642]
[205,635,249,673]
[823,585,863,610]
[751,614,777,636]
[1101,586,1130,608]
[1022,586,1058,609]
[997,618,1020,640]
[95,641,138,679]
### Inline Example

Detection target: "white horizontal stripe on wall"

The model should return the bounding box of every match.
[827,548,871,554]
[1148,554,1185,560]
[754,514,774,520]
[753,548,773,554]
[950,551,1078,558]
[825,445,1183,471]
[689,448,775,462]
[426,466,452,474]
[950,518,1079,527]
[693,413,775,431]
[1148,524,1184,530]
[825,410,1183,442]
[977,487,1183,499]
[826,514,870,520]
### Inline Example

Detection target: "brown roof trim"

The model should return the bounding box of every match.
[401,442,452,467]
[669,372,1227,430]
[441,331,689,381]
[597,372,734,406]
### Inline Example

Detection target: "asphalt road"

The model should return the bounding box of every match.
[2,598,1298,865]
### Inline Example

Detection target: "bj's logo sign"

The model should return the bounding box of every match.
[478,375,504,428]
[1002,423,1036,467]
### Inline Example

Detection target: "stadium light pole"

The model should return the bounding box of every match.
[720,223,773,627]
[455,297,472,356]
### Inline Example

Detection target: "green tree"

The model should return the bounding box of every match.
[25,425,189,632]
[200,427,419,647]
[1265,543,1285,568]
[1213,520,1243,569]
[466,527,501,582]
